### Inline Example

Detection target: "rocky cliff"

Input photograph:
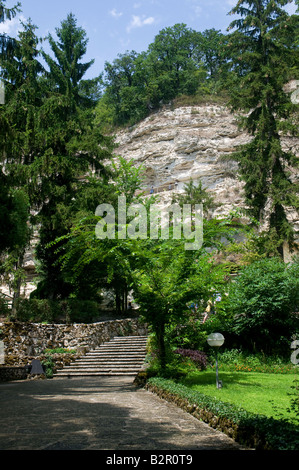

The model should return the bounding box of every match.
[115,101,298,221]
[115,102,247,217]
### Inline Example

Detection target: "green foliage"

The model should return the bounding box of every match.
[0,17,36,261]
[42,13,100,109]
[41,355,54,378]
[0,13,115,301]
[50,147,242,363]
[172,179,215,217]
[147,377,299,450]
[127,220,236,369]
[44,347,76,355]
[0,176,29,254]
[220,257,299,355]
[225,0,299,253]
[101,24,227,126]
[0,0,21,56]
[166,317,207,351]
[211,348,296,374]
[15,298,102,323]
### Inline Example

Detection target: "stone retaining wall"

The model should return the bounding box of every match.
[0,318,148,368]
[0,367,28,382]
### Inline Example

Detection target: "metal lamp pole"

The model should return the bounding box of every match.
[207,333,225,389]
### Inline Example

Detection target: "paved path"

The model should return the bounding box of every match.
[0,376,245,451]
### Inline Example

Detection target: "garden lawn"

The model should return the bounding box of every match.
[180,370,299,424]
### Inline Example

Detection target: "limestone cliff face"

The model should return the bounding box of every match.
[115,103,298,222]
[115,104,247,217]
[115,102,298,262]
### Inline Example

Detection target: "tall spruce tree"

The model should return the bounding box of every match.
[226,0,299,257]
[42,12,101,109]
[0,20,43,316]
[29,14,113,299]
[0,0,23,255]
[0,19,43,314]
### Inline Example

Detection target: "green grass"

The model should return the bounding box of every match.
[180,370,299,424]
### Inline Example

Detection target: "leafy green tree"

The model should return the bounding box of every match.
[221,257,299,355]
[225,0,299,257]
[52,154,238,365]
[147,24,205,100]
[128,239,229,370]
[198,28,228,81]
[103,50,148,125]
[49,157,147,309]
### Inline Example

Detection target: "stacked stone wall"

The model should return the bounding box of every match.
[0,318,148,377]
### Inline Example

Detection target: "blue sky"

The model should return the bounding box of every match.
[0,0,297,79]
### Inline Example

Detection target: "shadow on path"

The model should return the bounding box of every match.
[0,377,244,451]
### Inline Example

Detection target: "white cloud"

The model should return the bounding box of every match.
[194,5,202,16]
[109,8,123,19]
[126,15,155,33]
[284,1,297,15]
[0,14,26,36]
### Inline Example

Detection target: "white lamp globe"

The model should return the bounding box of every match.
[207,333,225,347]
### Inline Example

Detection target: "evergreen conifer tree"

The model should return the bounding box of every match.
[42,12,101,109]
[29,14,113,299]
[226,0,299,257]
[0,14,37,314]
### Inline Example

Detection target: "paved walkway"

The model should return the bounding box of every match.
[0,376,245,451]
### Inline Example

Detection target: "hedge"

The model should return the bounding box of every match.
[15,298,102,323]
[146,377,299,450]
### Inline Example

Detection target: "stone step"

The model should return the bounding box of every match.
[75,359,145,364]
[55,371,139,377]
[107,336,148,343]
[84,352,146,357]
[87,345,147,349]
[64,367,144,372]
[56,366,143,373]
[54,335,148,378]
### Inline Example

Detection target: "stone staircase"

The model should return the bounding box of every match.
[54,335,148,377]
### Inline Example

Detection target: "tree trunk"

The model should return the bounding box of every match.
[156,321,166,371]
[11,251,25,319]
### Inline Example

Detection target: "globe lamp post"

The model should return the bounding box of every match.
[207,333,225,389]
